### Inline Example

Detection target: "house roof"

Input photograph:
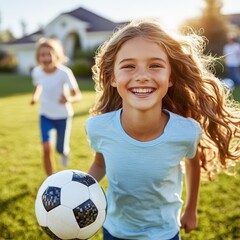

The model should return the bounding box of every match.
[63,7,122,31]
[6,30,43,44]
[5,7,124,45]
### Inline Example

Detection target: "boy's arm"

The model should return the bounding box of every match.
[88,152,106,182]
[181,152,201,233]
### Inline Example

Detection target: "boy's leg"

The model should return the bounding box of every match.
[42,142,54,176]
[55,117,72,166]
[40,115,55,175]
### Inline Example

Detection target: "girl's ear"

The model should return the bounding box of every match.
[168,77,174,87]
[111,78,117,87]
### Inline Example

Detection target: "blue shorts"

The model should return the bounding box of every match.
[40,115,72,155]
[103,228,180,240]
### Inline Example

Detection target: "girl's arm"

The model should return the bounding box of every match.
[181,152,201,233]
[88,152,106,182]
[30,85,42,105]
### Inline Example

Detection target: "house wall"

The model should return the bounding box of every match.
[45,15,113,51]
[44,15,89,50]
[17,50,36,74]
[86,32,113,49]
[65,33,77,59]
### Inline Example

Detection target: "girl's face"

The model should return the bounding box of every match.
[112,37,172,112]
[38,46,57,72]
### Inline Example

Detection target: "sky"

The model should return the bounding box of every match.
[1,0,240,38]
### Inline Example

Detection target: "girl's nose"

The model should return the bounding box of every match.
[134,68,150,82]
[136,77,149,83]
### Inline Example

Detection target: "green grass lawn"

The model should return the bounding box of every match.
[0,74,239,240]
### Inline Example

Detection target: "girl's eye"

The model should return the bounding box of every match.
[150,64,161,68]
[122,64,135,69]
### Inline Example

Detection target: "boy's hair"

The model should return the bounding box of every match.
[91,18,240,180]
[35,37,68,65]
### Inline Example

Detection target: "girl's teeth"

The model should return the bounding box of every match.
[132,88,152,93]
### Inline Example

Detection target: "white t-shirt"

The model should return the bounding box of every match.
[32,65,79,119]
[223,42,240,67]
[86,109,202,240]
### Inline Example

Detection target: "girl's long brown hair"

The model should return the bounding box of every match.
[90,19,240,180]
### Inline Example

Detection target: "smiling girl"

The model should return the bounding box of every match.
[85,19,240,240]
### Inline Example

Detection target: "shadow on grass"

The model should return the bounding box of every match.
[0,191,29,212]
[0,192,32,239]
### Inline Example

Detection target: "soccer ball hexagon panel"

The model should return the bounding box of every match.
[35,170,107,240]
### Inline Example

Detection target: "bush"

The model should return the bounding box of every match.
[0,50,17,72]
[69,59,92,78]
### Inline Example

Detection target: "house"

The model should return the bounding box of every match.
[0,7,124,75]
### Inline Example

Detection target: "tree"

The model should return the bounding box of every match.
[0,11,2,32]
[20,20,27,36]
[0,30,15,43]
[179,0,228,57]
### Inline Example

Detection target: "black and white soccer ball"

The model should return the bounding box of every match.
[35,170,107,240]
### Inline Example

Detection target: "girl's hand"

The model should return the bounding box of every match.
[180,210,198,233]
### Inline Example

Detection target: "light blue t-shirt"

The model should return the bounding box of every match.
[86,109,202,240]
